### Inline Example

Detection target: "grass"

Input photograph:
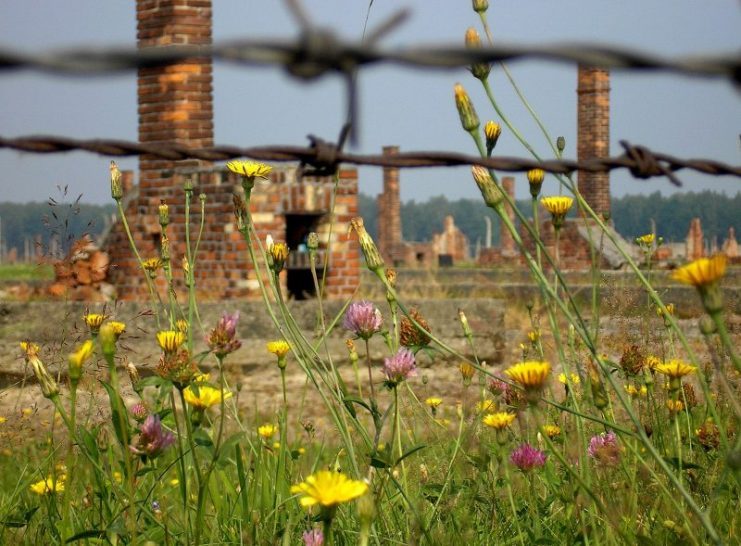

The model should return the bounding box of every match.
[0,263,53,282]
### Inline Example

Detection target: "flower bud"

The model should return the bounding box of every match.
[698,315,717,336]
[454,83,480,133]
[99,323,118,358]
[458,309,473,338]
[527,168,545,198]
[68,339,94,384]
[232,193,248,232]
[471,166,503,208]
[160,234,170,262]
[465,28,490,81]
[110,161,123,200]
[126,360,141,386]
[472,0,488,13]
[183,175,194,193]
[28,353,58,399]
[350,217,385,274]
[158,201,169,228]
[556,136,566,153]
[484,121,501,155]
[307,232,319,251]
[268,240,289,274]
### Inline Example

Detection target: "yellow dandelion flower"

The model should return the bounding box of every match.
[666,399,684,413]
[672,254,726,288]
[142,257,162,273]
[645,355,661,371]
[540,196,574,217]
[68,339,94,379]
[527,168,545,186]
[20,341,40,358]
[425,397,443,410]
[157,330,186,354]
[527,330,540,343]
[272,442,281,450]
[476,399,497,413]
[176,319,189,333]
[0,416,6,424]
[655,360,696,379]
[557,372,580,385]
[170,478,180,486]
[505,361,551,390]
[542,424,561,438]
[482,412,516,430]
[84,313,106,333]
[226,160,272,180]
[113,471,123,484]
[258,423,278,440]
[459,362,475,381]
[635,233,655,247]
[107,321,126,338]
[29,477,64,495]
[266,340,291,358]
[290,470,368,508]
[183,384,232,410]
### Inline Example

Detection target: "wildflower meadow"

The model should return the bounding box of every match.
[1,3,739,545]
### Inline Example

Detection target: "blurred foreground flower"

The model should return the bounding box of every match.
[68,339,94,384]
[383,348,417,386]
[30,476,65,495]
[303,529,325,546]
[131,415,176,459]
[343,301,383,340]
[207,311,242,358]
[672,254,727,313]
[291,470,368,508]
[510,443,547,472]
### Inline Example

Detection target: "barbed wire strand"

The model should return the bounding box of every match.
[0,35,738,82]
[1,135,739,186]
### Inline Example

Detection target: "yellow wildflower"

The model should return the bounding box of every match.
[645,355,661,371]
[183,384,232,410]
[68,339,94,381]
[258,423,278,440]
[107,321,126,339]
[527,168,545,186]
[226,160,272,180]
[83,313,106,334]
[672,254,726,288]
[459,362,476,383]
[266,340,291,358]
[156,330,186,354]
[453,83,479,132]
[476,399,497,413]
[30,477,64,495]
[505,361,551,390]
[0,416,6,424]
[527,330,540,343]
[635,233,655,247]
[176,319,189,333]
[666,399,684,413]
[482,412,516,430]
[558,372,580,385]
[290,470,368,508]
[20,341,40,358]
[542,424,561,438]
[655,360,696,379]
[425,397,443,410]
[142,257,162,273]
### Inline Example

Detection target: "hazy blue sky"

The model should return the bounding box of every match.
[0,0,739,205]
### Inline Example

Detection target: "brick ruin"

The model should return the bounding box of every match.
[104,0,359,300]
[376,147,470,267]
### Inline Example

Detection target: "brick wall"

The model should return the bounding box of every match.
[577,66,611,217]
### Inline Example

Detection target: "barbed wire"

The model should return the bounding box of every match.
[0,34,738,82]
[1,135,739,185]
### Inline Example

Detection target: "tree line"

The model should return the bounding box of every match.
[360,190,740,248]
[0,190,737,261]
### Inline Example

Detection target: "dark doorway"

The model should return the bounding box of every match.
[285,213,324,299]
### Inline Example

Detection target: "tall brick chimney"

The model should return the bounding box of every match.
[137,0,214,189]
[577,66,610,217]
[377,146,402,264]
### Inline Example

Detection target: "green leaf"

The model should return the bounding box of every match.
[394,444,427,465]
[370,457,391,469]
[66,529,106,542]
[193,428,214,448]
[100,381,131,448]
[663,457,702,471]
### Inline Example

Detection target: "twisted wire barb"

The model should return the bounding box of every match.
[1,135,739,184]
[0,37,738,82]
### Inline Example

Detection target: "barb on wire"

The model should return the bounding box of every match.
[1,135,739,185]
[0,37,738,83]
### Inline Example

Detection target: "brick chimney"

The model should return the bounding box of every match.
[577,66,610,217]
[137,0,214,191]
[377,146,402,264]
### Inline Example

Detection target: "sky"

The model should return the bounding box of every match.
[0,0,739,205]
